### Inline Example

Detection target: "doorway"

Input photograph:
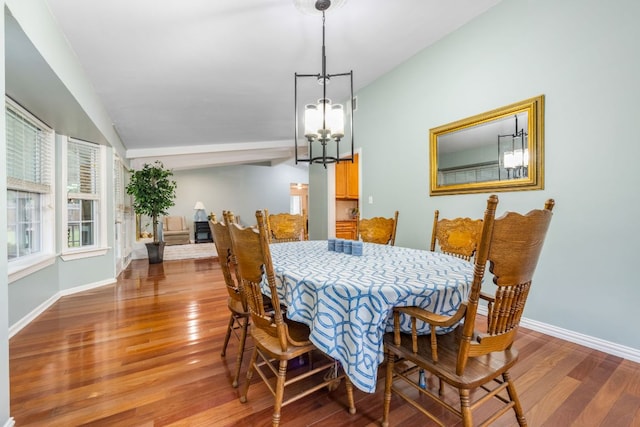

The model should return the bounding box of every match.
[290,183,309,239]
[290,183,308,216]
[328,149,361,238]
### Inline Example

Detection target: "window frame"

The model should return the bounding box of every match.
[60,136,108,261]
[6,97,56,283]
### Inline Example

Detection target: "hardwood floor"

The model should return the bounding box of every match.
[9,258,640,426]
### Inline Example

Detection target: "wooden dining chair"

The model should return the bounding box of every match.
[222,209,239,225]
[430,210,483,261]
[357,210,399,245]
[209,213,249,388]
[382,195,555,427]
[264,208,308,243]
[229,210,356,427]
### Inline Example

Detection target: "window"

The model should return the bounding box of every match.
[65,138,105,252]
[6,98,55,274]
[113,156,132,273]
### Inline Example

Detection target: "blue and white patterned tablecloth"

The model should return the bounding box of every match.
[266,240,474,393]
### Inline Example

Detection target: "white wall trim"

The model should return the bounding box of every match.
[8,254,56,283]
[8,278,115,338]
[477,306,640,364]
[2,417,15,427]
[520,317,640,364]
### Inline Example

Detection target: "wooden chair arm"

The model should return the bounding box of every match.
[392,303,468,362]
[395,303,467,328]
[479,292,494,303]
[479,291,494,320]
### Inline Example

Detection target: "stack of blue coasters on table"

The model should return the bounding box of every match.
[328,239,363,256]
[351,241,363,256]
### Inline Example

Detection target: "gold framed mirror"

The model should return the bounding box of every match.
[429,95,544,196]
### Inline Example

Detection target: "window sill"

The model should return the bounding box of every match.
[9,253,57,283]
[60,246,110,261]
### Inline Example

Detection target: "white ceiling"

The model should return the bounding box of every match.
[36,0,503,168]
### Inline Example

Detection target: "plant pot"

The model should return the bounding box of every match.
[145,242,166,264]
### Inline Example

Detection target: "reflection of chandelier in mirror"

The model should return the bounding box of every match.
[294,0,354,167]
[499,115,528,179]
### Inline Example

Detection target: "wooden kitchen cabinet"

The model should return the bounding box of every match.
[335,153,359,200]
[336,220,357,240]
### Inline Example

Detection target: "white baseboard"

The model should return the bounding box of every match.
[477,306,640,364]
[8,278,116,339]
[3,417,15,427]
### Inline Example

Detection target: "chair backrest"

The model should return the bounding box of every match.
[209,215,245,309]
[457,195,554,374]
[430,210,483,261]
[222,210,239,225]
[357,211,399,245]
[264,208,307,243]
[163,215,186,231]
[228,210,308,351]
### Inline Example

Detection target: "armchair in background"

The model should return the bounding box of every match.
[162,216,190,245]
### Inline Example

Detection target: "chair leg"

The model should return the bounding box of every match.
[459,389,473,427]
[221,313,235,357]
[504,371,527,426]
[272,359,288,427]
[239,346,258,404]
[381,350,395,427]
[344,375,356,415]
[232,316,249,388]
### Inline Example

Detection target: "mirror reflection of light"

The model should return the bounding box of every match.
[503,149,528,169]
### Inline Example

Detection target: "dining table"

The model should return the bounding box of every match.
[266,240,475,393]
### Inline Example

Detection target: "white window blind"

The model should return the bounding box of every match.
[67,139,100,198]
[114,157,125,211]
[66,139,101,249]
[6,98,55,269]
[6,99,53,194]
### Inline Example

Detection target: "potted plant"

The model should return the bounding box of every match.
[126,161,177,263]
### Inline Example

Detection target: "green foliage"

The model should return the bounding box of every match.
[126,161,177,243]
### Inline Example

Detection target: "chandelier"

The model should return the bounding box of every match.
[294,0,354,167]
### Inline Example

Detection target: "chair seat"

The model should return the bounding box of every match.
[384,327,519,390]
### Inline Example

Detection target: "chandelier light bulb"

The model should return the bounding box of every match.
[329,104,345,139]
[304,104,321,140]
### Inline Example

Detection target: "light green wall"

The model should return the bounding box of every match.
[308,164,329,240]
[0,1,9,423]
[310,0,640,350]
[170,163,307,229]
